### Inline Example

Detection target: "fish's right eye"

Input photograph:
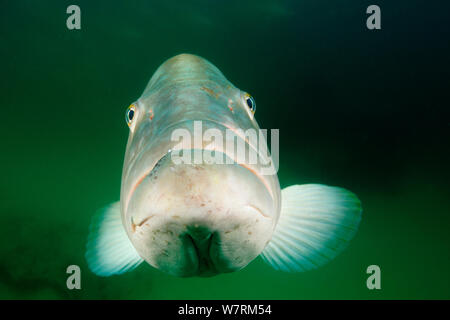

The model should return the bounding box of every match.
[245,94,256,114]
[242,92,256,119]
[125,104,136,127]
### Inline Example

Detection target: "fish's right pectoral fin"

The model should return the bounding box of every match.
[261,184,362,272]
[85,202,143,277]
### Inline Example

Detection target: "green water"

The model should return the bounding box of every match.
[1,1,449,299]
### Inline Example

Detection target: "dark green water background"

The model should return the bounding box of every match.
[1,0,449,299]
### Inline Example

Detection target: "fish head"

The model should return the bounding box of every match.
[120,54,281,277]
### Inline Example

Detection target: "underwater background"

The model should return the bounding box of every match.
[1,0,449,299]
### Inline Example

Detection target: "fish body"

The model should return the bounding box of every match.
[86,54,362,277]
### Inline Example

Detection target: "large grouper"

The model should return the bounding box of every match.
[86,54,362,277]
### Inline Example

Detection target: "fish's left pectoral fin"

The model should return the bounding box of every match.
[260,184,362,272]
[85,202,144,277]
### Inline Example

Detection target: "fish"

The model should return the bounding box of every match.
[85,54,362,277]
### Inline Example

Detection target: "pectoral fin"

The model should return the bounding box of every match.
[261,184,362,272]
[85,202,143,276]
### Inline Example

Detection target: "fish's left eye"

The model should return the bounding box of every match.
[245,94,256,114]
[126,104,136,127]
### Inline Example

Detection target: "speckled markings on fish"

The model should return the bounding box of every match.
[85,54,362,277]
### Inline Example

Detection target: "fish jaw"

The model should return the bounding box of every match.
[124,150,275,277]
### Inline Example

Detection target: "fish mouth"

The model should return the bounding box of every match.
[126,148,273,215]
[123,117,275,206]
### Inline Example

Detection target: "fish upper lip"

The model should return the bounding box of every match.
[127,117,270,175]
[125,129,274,215]
[126,150,273,213]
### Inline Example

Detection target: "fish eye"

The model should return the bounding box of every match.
[244,94,256,114]
[125,104,136,127]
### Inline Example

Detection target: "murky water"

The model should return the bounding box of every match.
[1,0,449,299]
